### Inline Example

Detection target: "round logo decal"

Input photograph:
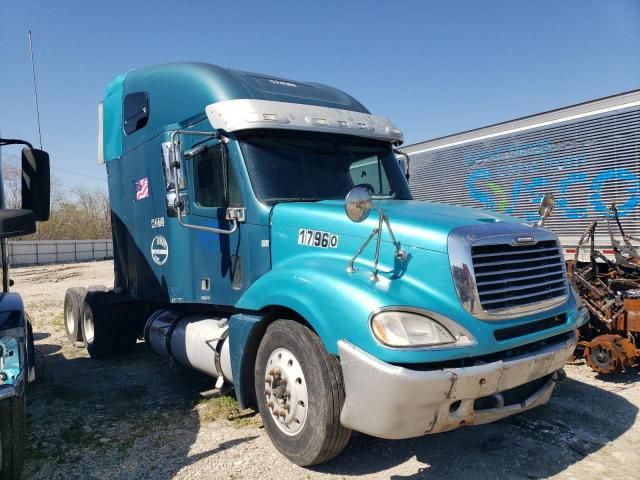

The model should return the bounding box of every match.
[151,235,169,265]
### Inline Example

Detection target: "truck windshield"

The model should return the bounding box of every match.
[237,130,412,204]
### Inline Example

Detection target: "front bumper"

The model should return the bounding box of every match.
[0,384,18,401]
[338,332,577,439]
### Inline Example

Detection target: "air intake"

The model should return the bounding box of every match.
[472,240,567,313]
[449,224,570,320]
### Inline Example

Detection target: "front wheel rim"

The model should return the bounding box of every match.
[264,347,308,436]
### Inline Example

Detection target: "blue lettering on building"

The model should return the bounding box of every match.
[557,173,588,219]
[589,168,640,216]
[464,139,640,219]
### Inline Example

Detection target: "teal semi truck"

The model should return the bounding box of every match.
[63,63,587,466]
[0,138,49,479]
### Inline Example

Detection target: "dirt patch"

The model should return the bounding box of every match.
[13,261,640,479]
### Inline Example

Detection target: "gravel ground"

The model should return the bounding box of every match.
[11,260,640,479]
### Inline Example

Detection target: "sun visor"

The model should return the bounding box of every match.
[205,99,403,145]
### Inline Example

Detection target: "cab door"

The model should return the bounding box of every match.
[184,139,244,305]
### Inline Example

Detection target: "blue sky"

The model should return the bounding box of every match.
[1,0,639,192]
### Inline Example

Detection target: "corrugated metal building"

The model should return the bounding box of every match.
[400,89,640,252]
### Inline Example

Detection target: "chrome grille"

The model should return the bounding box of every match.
[471,240,567,312]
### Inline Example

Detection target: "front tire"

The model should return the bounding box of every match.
[0,394,25,480]
[255,320,351,466]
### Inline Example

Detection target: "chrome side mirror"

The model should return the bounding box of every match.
[538,193,555,227]
[345,187,372,223]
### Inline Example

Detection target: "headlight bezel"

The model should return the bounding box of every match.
[570,286,591,328]
[0,327,24,387]
[369,307,476,350]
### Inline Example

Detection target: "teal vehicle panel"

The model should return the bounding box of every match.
[103,62,370,304]
[101,61,579,369]
[117,132,181,300]
[103,74,125,162]
[267,199,521,253]
[236,201,579,364]
[173,126,272,304]
[107,114,273,304]
[113,63,369,156]
[228,313,263,409]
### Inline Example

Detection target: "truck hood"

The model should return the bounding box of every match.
[271,199,521,253]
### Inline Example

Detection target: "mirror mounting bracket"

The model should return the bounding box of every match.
[346,207,407,280]
[226,207,246,223]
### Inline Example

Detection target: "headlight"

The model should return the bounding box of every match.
[371,311,458,347]
[0,335,21,385]
[576,307,590,328]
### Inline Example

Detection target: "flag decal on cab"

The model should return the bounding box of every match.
[135,177,149,200]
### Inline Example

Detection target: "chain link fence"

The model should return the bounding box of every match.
[7,240,113,267]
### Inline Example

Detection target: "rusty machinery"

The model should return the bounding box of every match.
[568,204,640,374]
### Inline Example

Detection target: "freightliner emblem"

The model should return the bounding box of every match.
[514,235,536,244]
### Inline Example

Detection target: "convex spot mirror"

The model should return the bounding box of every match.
[21,147,50,221]
[538,193,555,221]
[345,187,372,223]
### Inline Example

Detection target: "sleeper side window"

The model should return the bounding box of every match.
[193,144,241,208]
[123,92,149,135]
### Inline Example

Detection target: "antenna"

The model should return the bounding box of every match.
[28,30,43,149]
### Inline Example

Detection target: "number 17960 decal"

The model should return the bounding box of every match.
[297,229,339,249]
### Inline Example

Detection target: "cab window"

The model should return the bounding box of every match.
[193,144,241,207]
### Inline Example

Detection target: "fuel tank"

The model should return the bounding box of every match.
[144,309,232,381]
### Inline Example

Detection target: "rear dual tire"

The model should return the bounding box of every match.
[255,320,351,466]
[64,286,109,346]
[63,287,86,344]
[64,287,138,359]
[81,295,138,359]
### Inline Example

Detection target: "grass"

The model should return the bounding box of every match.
[198,394,262,428]
[27,302,63,325]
